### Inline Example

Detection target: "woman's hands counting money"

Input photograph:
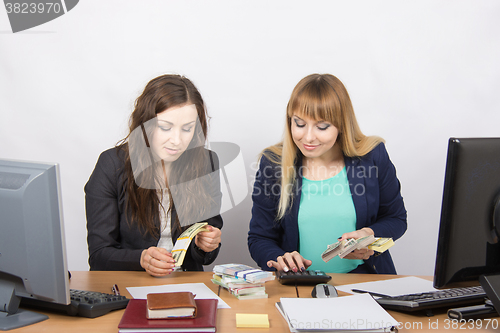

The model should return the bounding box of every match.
[140,247,176,277]
[194,225,221,252]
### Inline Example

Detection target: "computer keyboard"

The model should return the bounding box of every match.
[375,286,487,313]
[277,269,332,285]
[21,289,129,318]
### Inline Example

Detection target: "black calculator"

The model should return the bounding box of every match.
[277,269,332,285]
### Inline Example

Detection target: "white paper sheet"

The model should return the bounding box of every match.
[126,282,230,309]
[336,276,437,297]
[280,294,398,332]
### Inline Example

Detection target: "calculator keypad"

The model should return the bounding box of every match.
[277,270,332,285]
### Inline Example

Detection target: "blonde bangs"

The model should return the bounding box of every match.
[287,78,342,131]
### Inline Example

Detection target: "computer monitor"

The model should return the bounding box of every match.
[434,138,500,289]
[0,159,70,330]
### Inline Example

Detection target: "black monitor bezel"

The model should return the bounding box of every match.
[434,138,500,289]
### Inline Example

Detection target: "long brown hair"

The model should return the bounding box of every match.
[264,73,384,219]
[119,74,211,238]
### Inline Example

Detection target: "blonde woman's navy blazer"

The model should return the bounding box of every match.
[248,143,407,274]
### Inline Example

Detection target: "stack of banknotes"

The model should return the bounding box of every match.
[368,237,395,253]
[171,222,209,267]
[212,264,275,300]
[321,235,394,263]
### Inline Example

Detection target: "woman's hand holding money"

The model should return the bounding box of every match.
[194,225,221,252]
[339,227,375,260]
[140,246,176,277]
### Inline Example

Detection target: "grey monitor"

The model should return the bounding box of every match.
[0,159,70,330]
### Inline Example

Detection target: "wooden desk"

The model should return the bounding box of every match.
[13,271,500,332]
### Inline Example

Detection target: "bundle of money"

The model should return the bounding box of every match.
[321,236,393,263]
[213,263,275,284]
[171,222,209,267]
[339,235,376,259]
[368,237,394,253]
[211,273,268,300]
[321,238,355,262]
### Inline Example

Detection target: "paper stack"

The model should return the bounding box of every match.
[276,294,398,332]
[212,264,275,300]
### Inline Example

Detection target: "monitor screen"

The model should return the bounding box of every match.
[434,138,500,289]
[0,159,70,330]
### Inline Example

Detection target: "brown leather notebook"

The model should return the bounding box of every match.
[146,292,197,319]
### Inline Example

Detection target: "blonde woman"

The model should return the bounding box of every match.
[248,74,406,274]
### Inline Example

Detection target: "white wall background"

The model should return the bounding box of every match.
[1,0,499,276]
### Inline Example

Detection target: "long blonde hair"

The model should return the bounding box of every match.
[263,74,384,219]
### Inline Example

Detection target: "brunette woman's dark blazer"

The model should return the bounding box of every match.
[85,146,223,271]
[248,143,407,274]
